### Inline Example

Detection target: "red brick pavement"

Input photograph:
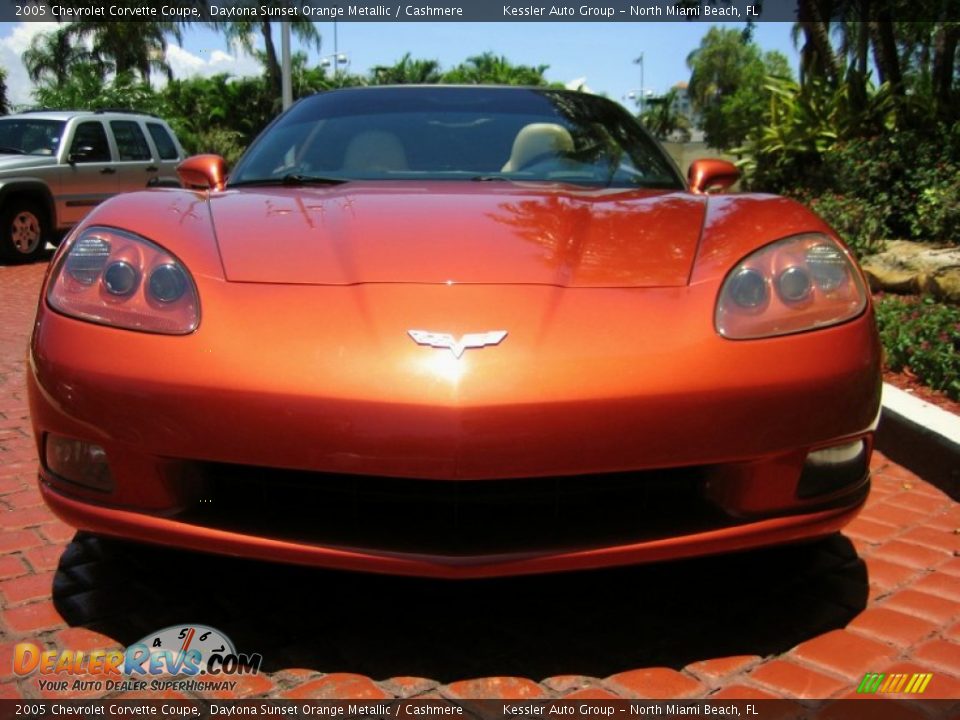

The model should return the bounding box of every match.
[1,261,959,701]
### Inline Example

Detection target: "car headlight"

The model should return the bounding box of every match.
[715,234,867,340]
[47,227,199,335]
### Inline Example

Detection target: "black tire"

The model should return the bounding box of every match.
[0,200,48,263]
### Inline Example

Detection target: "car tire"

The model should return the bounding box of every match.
[0,200,48,263]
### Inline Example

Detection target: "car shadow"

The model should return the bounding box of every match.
[876,419,960,502]
[0,245,55,266]
[51,532,867,681]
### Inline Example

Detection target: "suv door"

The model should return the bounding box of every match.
[144,121,183,186]
[58,120,118,227]
[109,119,158,193]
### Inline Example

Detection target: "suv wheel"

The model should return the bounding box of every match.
[0,201,47,263]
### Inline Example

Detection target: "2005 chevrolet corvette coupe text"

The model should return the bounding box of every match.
[27,86,881,578]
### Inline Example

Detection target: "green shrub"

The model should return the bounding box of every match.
[186,128,247,168]
[875,295,960,401]
[822,131,960,243]
[741,75,960,248]
[911,170,960,243]
[800,192,886,258]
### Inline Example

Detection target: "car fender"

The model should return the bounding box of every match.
[0,177,57,229]
[57,189,225,281]
[690,194,844,286]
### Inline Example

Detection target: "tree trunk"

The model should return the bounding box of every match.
[869,20,902,95]
[932,22,959,117]
[260,21,281,105]
[856,10,870,77]
[115,55,132,78]
[797,0,842,86]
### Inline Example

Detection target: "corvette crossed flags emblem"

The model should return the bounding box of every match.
[408,330,508,358]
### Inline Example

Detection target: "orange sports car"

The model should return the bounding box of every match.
[28,87,881,578]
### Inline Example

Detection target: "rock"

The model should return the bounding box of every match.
[860,240,960,303]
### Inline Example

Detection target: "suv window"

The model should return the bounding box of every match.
[0,111,188,260]
[69,121,111,163]
[111,121,152,161]
[0,119,65,156]
[146,123,179,160]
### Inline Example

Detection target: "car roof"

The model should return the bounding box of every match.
[3,110,160,122]
[330,84,557,89]
[319,84,576,95]
[300,84,620,109]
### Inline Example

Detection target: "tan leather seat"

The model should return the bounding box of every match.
[342,131,408,172]
[501,123,575,173]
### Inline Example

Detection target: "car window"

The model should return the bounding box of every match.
[69,121,111,163]
[0,119,66,156]
[231,87,684,189]
[111,120,152,161]
[147,123,179,160]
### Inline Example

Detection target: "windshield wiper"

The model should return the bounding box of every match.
[229,173,348,188]
[281,173,348,186]
[470,175,510,182]
[0,146,26,155]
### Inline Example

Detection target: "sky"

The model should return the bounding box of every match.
[0,20,800,110]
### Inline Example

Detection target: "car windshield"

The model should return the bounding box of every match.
[0,119,66,156]
[229,87,684,189]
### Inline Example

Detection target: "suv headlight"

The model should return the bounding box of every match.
[715,234,867,340]
[47,227,199,335]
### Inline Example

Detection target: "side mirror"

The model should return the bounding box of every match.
[688,159,740,194]
[67,145,95,164]
[176,154,227,192]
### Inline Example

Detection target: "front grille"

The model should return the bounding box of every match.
[174,463,734,556]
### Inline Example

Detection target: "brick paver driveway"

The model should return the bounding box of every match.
[1,260,959,701]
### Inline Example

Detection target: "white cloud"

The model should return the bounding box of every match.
[163,42,262,82]
[0,23,264,108]
[3,21,58,54]
[566,77,593,94]
[1,22,60,107]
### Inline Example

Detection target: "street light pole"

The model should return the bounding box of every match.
[320,23,350,86]
[634,52,645,114]
[281,22,292,111]
[334,21,339,83]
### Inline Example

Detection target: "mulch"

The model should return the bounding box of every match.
[883,368,960,417]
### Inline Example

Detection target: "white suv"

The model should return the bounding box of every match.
[0,110,185,262]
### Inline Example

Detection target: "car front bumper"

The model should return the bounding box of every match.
[29,282,881,577]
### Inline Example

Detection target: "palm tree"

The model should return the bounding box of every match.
[23,26,100,88]
[640,89,692,142]
[0,68,8,115]
[442,53,551,85]
[931,21,959,117]
[371,53,442,85]
[212,18,321,106]
[66,20,181,82]
[793,0,843,86]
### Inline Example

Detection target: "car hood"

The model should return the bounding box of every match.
[0,154,57,172]
[208,182,706,287]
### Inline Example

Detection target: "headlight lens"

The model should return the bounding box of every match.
[716,234,867,339]
[48,227,199,334]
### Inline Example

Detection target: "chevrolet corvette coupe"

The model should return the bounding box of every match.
[28,87,881,578]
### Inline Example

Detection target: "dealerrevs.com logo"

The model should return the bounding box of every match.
[13,624,262,693]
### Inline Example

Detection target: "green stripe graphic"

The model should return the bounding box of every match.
[858,673,884,693]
